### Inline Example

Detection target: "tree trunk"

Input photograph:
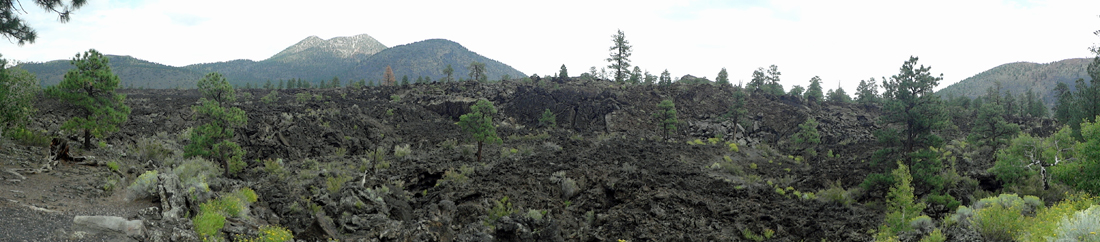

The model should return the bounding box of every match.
[83,129,92,149]
[476,141,483,162]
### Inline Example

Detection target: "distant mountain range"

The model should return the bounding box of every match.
[936,58,1094,107]
[18,34,526,88]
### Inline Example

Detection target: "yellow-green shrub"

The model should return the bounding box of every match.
[1050,205,1100,242]
[1017,193,1098,241]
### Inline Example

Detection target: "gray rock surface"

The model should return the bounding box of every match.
[72,215,144,237]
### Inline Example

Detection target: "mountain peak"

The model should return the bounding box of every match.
[268,34,387,61]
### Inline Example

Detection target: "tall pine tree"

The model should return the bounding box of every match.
[607,29,633,84]
[45,49,131,149]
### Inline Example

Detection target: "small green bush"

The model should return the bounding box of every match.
[260,90,278,104]
[970,199,1026,241]
[194,202,227,238]
[919,228,946,242]
[126,170,159,200]
[817,181,855,206]
[538,109,556,128]
[295,92,311,103]
[728,142,739,152]
[741,228,766,242]
[326,174,352,194]
[131,137,173,162]
[389,94,401,102]
[5,126,51,146]
[925,193,961,211]
[106,161,120,172]
[486,196,515,227]
[394,144,411,157]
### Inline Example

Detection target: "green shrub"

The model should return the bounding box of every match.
[1050,205,1100,242]
[4,126,51,146]
[394,144,411,157]
[1017,193,1098,241]
[194,201,227,238]
[260,90,278,104]
[438,165,472,186]
[817,180,855,206]
[909,215,935,232]
[263,158,287,177]
[969,194,1034,241]
[326,174,352,194]
[925,193,961,211]
[741,228,766,242]
[131,137,173,162]
[389,94,401,102]
[728,142,739,152]
[106,161,120,172]
[538,109,556,128]
[486,196,515,227]
[171,157,219,203]
[295,92,311,103]
[126,170,159,200]
[919,228,946,242]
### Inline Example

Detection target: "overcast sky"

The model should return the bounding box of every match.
[2,0,1099,92]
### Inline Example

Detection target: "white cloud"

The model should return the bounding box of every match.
[2,0,1098,93]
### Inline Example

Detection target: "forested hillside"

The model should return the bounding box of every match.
[936,58,1092,107]
[339,39,527,84]
[16,34,526,88]
[18,55,204,88]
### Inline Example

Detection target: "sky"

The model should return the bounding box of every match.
[2,0,1099,92]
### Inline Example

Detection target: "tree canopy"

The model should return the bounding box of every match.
[45,49,130,148]
[459,99,501,162]
[2,0,87,45]
[606,29,633,84]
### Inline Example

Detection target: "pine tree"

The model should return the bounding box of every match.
[643,71,656,85]
[855,78,880,105]
[443,64,455,83]
[468,62,487,82]
[45,49,131,149]
[558,64,568,79]
[877,56,947,162]
[969,102,1020,150]
[629,66,642,84]
[792,117,822,157]
[1,0,86,45]
[788,85,805,97]
[278,79,284,89]
[538,109,556,128]
[331,76,341,88]
[401,75,409,86]
[748,67,767,92]
[1025,89,1048,118]
[185,72,247,177]
[879,161,927,238]
[763,65,784,96]
[805,76,824,105]
[458,99,501,162]
[654,99,679,139]
[716,68,730,87]
[607,29,633,84]
[383,66,396,86]
[827,83,851,103]
[1053,82,1075,125]
[658,69,672,86]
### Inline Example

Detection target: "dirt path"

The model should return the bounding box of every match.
[1,143,154,241]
